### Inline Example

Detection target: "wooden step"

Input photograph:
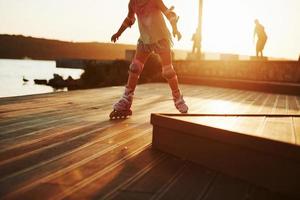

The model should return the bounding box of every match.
[151,113,300,199]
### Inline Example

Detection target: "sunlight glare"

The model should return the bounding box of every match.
[0,0,299,59]
[206,100,236,113]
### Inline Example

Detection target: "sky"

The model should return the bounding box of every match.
[0,0,300,60]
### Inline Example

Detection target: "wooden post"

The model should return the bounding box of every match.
[187,0,203,60]
[197,0,203,59]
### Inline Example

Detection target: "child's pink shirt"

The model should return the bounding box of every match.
[129,0,172,45]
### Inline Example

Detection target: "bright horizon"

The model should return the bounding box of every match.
[0,0,299,60]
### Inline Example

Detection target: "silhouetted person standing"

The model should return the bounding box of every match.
[191,30,201,54]
[254,19,268,58]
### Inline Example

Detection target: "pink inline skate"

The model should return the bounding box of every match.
[109,89,133,119]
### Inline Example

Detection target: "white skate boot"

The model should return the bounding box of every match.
[109,88,134,119]
[173,90,188,113]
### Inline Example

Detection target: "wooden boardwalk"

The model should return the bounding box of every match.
[0,83,298,200]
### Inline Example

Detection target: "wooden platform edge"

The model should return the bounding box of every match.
[150,113,300,199]
[179,76,300,95]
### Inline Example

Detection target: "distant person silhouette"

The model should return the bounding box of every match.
[109,0,188,119]
[191,30,201,54]
[254,19,268,58]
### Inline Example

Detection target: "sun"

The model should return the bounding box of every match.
[169,0,256,55]
[202,1,254,55]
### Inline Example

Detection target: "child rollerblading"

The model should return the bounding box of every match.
[110,0,188,119]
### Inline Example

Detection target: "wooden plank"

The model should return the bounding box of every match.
[187,88,234,113]
[186,92,224,112]
[238,92,262,114]
[152,162,216,200]
[233,94,267,133]
[287,96,299,114]
[295,96,300,112]
[293,117,300,145]
[188,116,263,137]
[200,90,247,114]
[259,94,277,114]
[248,187,294,200]
[272,95,288,114]
[104,154,185,200]
[261,117,294,144]
[232,117,264,136]
[255,94,271,113]
[247,93,269,113]
[227,93,267,134]
[172,116,239,132]
[291,97,300,145]
[170,115,297,143]
[202,174,250,200]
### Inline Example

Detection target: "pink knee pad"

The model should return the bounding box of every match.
[162,64,176,80]
[129,59,144,78]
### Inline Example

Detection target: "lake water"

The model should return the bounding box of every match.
[0,59,84,98]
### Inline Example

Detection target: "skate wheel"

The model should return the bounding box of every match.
[109,110,132,120]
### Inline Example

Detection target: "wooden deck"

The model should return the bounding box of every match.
[0,83,299,200]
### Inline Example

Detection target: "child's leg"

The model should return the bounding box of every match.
[158,51,188,113]
[126,50,150,92]
[158,51,179,94]
[113,49,150,112]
